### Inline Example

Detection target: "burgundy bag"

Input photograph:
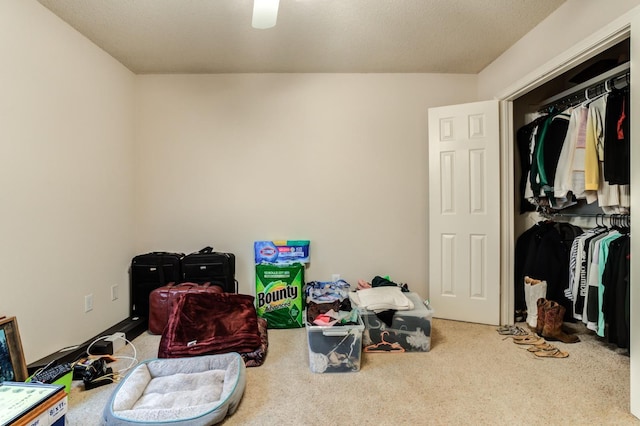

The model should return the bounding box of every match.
[148,282,223,334]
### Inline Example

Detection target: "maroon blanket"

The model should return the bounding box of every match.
[158,292,262,359]
[240,317,268,367]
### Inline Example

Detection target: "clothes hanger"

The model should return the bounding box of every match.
[580,86,593,107]
[608,214,622,231]
[364,331,405,352]
[624,214,631,234]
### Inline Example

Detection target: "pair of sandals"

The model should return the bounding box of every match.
[511,334,569,358]
[496,325,529,336]
[497,326,569,358]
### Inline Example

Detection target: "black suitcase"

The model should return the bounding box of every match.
[182,246,237,292]
[130,251,184,320]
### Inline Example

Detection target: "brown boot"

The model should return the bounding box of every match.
[541,300,579,343]
[535,298,548,334]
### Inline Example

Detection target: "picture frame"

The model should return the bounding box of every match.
[0,316,28,382]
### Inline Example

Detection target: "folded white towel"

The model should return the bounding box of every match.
[349,287,414,311]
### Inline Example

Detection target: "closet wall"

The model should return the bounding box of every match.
[511,39,631,347]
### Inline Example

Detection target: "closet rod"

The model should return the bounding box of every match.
[540,212,631,226]
[543,213,630,218]
[537,61,630,110]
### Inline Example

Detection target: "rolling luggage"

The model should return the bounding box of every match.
[130,252,184,321]
[182,247,237,292]
[148,282,224,334]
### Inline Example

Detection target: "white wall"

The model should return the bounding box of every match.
[134,73,477,299]
[478,0,640,100]
[1,1,477,364]
[0,1,136,363]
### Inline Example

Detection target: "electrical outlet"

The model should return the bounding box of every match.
[332,274,341,282]
[111,284,119,301]
[84,294,94,312]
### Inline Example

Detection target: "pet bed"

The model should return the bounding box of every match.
[103,353,245,426]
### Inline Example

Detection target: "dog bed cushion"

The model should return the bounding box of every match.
[103,353,246,425]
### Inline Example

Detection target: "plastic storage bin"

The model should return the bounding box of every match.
[305,315,364,373]
[359,292,433,352]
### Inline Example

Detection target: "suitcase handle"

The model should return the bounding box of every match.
[199,246,214,254]
[167,282,210,289]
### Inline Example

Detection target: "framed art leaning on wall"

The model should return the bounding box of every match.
[0,316,27,382]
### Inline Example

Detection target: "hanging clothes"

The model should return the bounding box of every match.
[517,95,630,214]
[524,112,572,209]
[601,233,630,349]
[595,230,624,337]
[568,224,609,320]
[516,68,630,215]
[603,89,630,184]
[554,104,589,202]
[514,221,583,322]
[584,94,607,198]
[517,117,544,214]
[560,217,630,350]
[514,66,631,352]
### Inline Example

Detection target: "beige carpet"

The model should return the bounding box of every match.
[65,319,639,425]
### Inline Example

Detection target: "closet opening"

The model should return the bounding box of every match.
[510,37,631,353]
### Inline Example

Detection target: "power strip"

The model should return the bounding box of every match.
[106,332,126,353]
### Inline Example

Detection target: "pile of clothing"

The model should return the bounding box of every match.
[350,276,433,353]
[305,279,361,373]
[349,276,413,326]
[305,279,355,325]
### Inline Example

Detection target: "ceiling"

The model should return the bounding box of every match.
[36,0,567,75]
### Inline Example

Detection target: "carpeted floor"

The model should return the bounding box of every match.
[65,318,639,425]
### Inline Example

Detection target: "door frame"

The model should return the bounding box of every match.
[493,7,639,418]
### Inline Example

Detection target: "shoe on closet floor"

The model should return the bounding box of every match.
[535,297,548,334]
[496,325,529,336]
[541,300,580,343]
[524,276,547,329]
[532,347,569,358]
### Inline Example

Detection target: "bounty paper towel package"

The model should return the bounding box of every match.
[255,263,305,328]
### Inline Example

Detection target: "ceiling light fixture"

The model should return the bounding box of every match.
[252,0,280,29]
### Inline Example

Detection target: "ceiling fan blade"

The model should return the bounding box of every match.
[252,0,280,29]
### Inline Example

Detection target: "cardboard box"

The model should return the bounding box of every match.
[0,382,67,426]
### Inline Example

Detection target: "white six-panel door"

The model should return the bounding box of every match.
[428,100,500,325]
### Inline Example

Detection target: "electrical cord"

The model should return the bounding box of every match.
[85,334,138,380]
[28,334,140,389]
